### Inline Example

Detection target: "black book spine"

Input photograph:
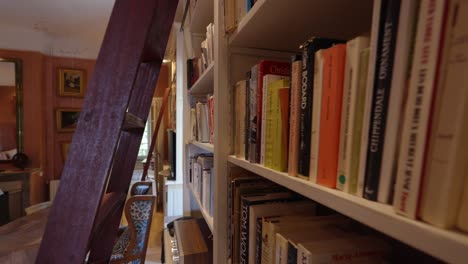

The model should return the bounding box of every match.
[239,199,250,264]
[287,242,297,264]
[298,39,344,176]
[186,59,192,89]
[364,0,400,200]
[255,218,262,264]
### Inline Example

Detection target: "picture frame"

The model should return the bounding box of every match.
[61,141,71,162]
[56,108,81,132]
[58,68,85,97]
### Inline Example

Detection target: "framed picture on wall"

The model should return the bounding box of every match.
[58,68,85,97]
[56,108,81,132]
[61,141,71,162]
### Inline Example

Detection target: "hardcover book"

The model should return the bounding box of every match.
[288,57,302,177]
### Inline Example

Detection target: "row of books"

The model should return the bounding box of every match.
[234,0,468,233]
[189,153,214,217]
[187,23,215,89]
[224,0,256,33]
[229,168,394,264]
[190,95,214,144]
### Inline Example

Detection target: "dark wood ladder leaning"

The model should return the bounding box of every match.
[35,0,178,263]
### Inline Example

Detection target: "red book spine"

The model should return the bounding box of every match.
[317,44,346,188]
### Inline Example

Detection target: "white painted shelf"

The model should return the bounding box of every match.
[188,63,214,95]
[227,155,468,263]
[189,0,213,34]
[189,140,214,152]
[188,184,214,232]
[229,0,373,52]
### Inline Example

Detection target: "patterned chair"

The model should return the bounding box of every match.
[110,195,156,264]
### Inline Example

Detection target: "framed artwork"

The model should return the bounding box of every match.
[61,141,71,162]
[56,108,81,132]
[58,68,85,97]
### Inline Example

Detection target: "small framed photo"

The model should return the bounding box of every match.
[61,141,71,162]
[56,108,81,132]
[58,68,85,97]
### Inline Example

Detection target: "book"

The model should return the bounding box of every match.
[261,75,289,166]
[278,87,290,171]
[256,61,291,164]
[420,0,468,228]
[225,0,237,33]
[287,57,302,177]
[298,38,343,179]
[249,64,259,163]
[336,36,370,193]
[247,200,316,264]
[208,95,215,144]
[298,236,390,263]
[309,50,324,183]
[378,0,420,204]
[264,79,290,171]
[348,48,370,195]
[246,71,251,160]
[394,0,451,218]
[317,44,347,188]
[236,80,247,159]
[357,0,384,197]
[174,219,211,264]
[363,0,401,201]
[239,192,294,264]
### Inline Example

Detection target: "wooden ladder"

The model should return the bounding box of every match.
[35,0,178,263]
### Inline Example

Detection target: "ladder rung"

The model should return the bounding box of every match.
[122,112,146,132]
[93,192,126,234]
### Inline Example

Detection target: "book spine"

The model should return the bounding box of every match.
[378,0,420,203]
[349,49,370,195]
[394,0,449,218]
[264,80,276,168]
[288,59,302,176]
[298,43,313,178]
[357,0,383,197]
[246,72,251,160]
[317,44,347,188]
[261,76,268,165]
[278,88,290,172]
[255,218,262,264]
[309,51,324,183]
[240,199,250,264]
[249,65,258,162]
[363,0,401,201]
[420,1,468,227]
[287,242,297,264]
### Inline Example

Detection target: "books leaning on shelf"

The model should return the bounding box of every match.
[190,95,214,144]
[189,153,214,217]
[230,0,468,234]
[187,23,215,89]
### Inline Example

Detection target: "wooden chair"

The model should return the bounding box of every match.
[110,195,155,264]
[130,181,152,196]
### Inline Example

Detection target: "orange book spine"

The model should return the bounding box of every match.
[288,60,302,176]
[317,44,346,188]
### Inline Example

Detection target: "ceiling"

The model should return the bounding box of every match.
[0,0,183,57]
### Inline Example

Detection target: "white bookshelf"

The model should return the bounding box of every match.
[229,0,373,51]
[188,140,214,152]
[188,63,214,95]
[228,156,468,263]
[176,0,468,263]
[188,183,214,232]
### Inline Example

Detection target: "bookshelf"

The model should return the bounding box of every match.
[188,183,214,231]
[188,63,214,94]
[175,0,468,263]
[189,0,214,34]
[188,140,214,152]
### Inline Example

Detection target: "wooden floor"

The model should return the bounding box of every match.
[145,210,164,264]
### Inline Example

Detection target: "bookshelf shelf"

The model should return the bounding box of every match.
[229,0,373,52]
[227,156,468,263]
[189,0,214,34]
[189,140,214,152]
[188,184,214,232]
[188,63,214,95]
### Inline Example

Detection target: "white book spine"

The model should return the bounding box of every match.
[357,0,382,197]
[378,0,419,204]
[337,37,370,192]
[421,0,468,228]
[309,50,324,183]
[394,0,448,218]
[297,244,311,264]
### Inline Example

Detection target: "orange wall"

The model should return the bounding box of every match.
[0,86,16,124]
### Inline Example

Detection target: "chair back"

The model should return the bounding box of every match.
[110,195,155,263]
[130,181,152,196]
